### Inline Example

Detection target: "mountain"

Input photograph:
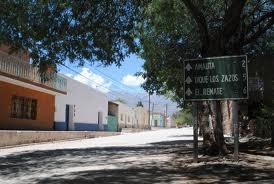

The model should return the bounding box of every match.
[107,91,180,116]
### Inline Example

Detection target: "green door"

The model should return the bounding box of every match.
[107,115,118,132]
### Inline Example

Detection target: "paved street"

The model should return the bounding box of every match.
[1,128,274,184]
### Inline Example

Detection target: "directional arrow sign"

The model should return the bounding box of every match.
[185,76,192,84]
[185,63,192,71]
[184,55,248,101]
[186,88,192,96]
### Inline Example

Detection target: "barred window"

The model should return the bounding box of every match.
[11,96,37,120]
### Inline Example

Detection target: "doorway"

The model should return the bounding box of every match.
[65,104,74,131]
[98,111,103,130]
[154,120,158,127]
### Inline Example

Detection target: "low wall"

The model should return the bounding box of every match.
[0,130,120,147]
[121,128,151,133]
[54,122,108,131]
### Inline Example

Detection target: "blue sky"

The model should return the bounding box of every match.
[58,54,180,114]
[59,54,146,94]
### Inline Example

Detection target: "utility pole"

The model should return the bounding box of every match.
[151,102,154,127]
[165,104,168,127]
[148,93,151,129]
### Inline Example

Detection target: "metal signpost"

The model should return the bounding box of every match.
[184,55,248,162]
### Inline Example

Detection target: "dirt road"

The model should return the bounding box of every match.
[0,128,274,183]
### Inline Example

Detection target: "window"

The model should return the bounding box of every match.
[120,114,123,121]
[128,116,130,122]
[11,96,37,120]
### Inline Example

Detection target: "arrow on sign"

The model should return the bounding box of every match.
[185,76,192,84]
[186,88,192,96]
[185,63,192,71]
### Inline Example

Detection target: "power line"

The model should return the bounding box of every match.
[92,67,148,101]
[93,68,137,91]
[60,64,131,99]
[59,64,178,114]
[65,64,150,102]
[69,61,146,100]
[69,63,146,100]
[59,63,149,104]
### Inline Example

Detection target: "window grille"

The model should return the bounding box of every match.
[11,96,37,120]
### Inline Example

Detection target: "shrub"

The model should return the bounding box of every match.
[254,105,273,138]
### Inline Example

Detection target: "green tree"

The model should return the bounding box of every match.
[1,0,274,154]
[138,0,274,154]
[115,98,127,104]
[175,107,193,127]
[0,1,142,72]
[136,101,144,107]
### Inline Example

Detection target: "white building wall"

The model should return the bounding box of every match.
[134,107,149,129]
[166,116,176,128]
[114,101,135,129]
[111,101,150,130]
[54,75,108,131]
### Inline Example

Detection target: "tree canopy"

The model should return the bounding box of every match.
[175,106,193,126]
[137,0,274,154]
[136,101,144,107]
[0,1,143,72]
[1,0,274,154]
[138,0,274,106]
[115,98,127,104]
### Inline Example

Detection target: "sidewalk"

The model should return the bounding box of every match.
[0,130,120,147]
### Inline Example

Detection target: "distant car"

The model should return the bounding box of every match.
[177,124,192,128]
[177,125,183,128]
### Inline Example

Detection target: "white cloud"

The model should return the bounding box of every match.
[70,68,112,93]
[64,73,73,78]
[121,74,145,87]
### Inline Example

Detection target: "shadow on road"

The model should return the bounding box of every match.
[36,163,274,184]
[168,134,194,138]
[0,139,274,183]
[238,140,274,157]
